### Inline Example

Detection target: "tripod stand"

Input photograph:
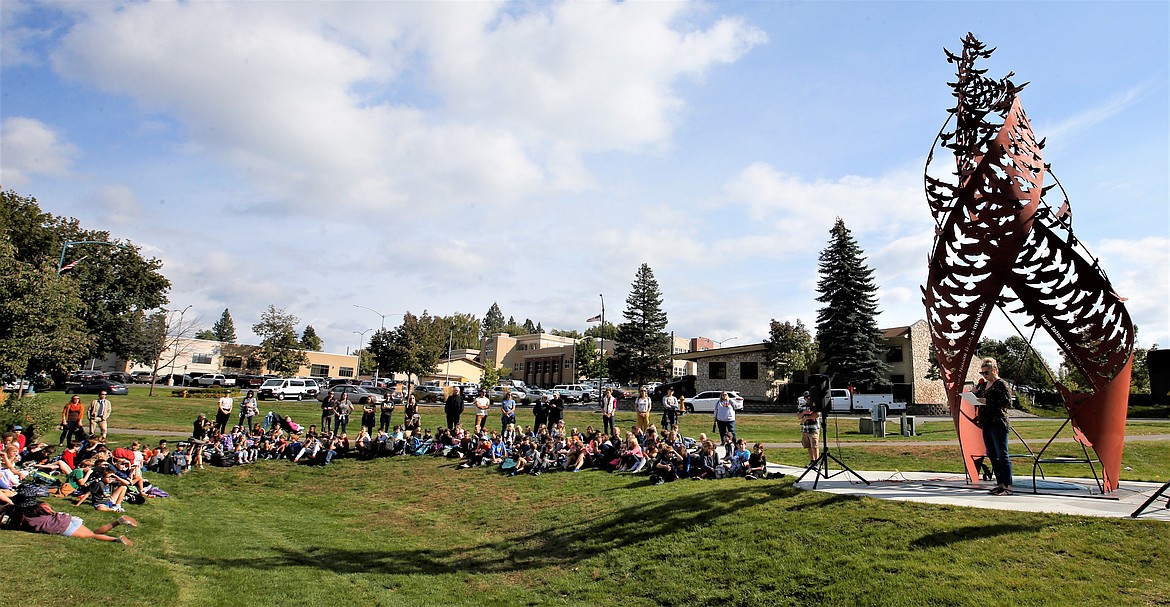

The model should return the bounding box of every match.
[796,414,870,489]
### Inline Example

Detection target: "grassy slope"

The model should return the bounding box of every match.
[7,456,1169,607]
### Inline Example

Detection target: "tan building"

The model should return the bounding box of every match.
[102,337,359,380]
[675,320,981,410]
[480,332,616,388]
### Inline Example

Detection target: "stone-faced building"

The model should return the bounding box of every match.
[672,343,777,402]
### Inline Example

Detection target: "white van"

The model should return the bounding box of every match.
[258,378,313,401]
[551,384,593,402]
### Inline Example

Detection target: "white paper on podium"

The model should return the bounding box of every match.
[959,392,982,407]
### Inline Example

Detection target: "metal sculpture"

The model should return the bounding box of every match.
[923,34,1134,492]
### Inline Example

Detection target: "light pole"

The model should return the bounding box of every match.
[716,337,739,347]
[599,293,605,383]
[353,305,403,381]
[353,329,372,380]
[58,240,128,273]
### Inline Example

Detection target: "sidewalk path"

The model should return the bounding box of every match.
[760,434,1170,450]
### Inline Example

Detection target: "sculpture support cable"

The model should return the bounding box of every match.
[923,34,1134,491]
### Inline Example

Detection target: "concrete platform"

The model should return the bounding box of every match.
[769,463,1170,521]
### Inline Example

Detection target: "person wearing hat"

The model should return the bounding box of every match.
[0,483,138,545]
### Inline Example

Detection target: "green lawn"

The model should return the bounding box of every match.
[10,389,1170,606]
[7,453,1169,607]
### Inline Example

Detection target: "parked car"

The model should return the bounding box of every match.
[2,377,33,392]
[522,387,551,401]
[316,385,385,405]
[65,379,129,396]
[651,375,697,401]
[130,371,155,384]
[236,374,268,389]
[686,390,745,413]
[258,378,315,401]
[551,384,593,402]
[487,386,527,401]
[68,370,105,383]
[197,373,236,387]
[413,385,445,402]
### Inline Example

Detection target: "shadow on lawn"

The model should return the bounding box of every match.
[909,523,1041,549]
[179,482,799,576]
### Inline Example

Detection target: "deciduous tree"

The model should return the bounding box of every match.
[252,305,309,377]
[765,319,816,382]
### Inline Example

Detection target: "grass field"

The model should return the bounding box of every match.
[6,453,1170,607]
[8,387,1170,606]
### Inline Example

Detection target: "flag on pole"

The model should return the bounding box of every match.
[586,314,602,323]
[58,255,88,274]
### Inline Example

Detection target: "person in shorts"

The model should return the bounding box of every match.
[1,483,138,545]
[797,393,820,465]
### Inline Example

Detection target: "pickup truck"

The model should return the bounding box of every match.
[196,373,236,387]
[829,389,903,413]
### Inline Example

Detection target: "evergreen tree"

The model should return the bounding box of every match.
[300,325,323,351]
[609,263,670,386]
[194,329,217,340]
[212,308,236,342]
[523,318,537,333]
[536,322,544,334]
[482,303,505,338]
[814,218,890,389]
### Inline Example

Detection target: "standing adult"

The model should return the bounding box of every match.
[378,396,396,433]
[360,400,377,435]
[238,390,258,431]
[975,357,1014,496]
[404,393,418,426]
[634,388,652,431]
[599,388,617,436]
[661,388,680,431]
[87,391,112,440]
[320,391,336,433]
[532,394,549,432]
[334,393,352,436]
[547,391,565,429]
[796,393,820,466]
[214,391,234,434]
[59,395,86,446]
[474,390,491,432]
[444,386,464,431]
[713,391,737,443]
[500,392,517,432]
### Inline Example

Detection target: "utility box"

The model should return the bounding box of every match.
[900,414,918,437]
[859,417,873,434]
[871,403,888,437]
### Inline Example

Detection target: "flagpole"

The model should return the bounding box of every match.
[599,293,605,383]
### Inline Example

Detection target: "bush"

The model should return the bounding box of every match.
[170,387,234,399]
[1,393,56,440]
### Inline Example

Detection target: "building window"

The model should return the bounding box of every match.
[891,374,906,384]
[709,362,727,380]
[564,360,571,369]
[887,346,904,363]
[740,362,759,380]
[310,364,330,377]
[338,367,354,377]
[222,356,243,369]
[191,353,212,364]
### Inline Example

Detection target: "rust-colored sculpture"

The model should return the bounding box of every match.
[923,34,1134,492]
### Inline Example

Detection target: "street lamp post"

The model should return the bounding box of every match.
[353,329,372,381]
[715,337,739,347]
[58,240,128,273]
[353,305,404,381]
[599,294,606,384]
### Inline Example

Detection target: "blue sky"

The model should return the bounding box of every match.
[2,1,1167,368]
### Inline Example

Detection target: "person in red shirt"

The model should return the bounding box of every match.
[59,395,86,445]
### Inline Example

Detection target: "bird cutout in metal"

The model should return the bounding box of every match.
[923,34,1134,491]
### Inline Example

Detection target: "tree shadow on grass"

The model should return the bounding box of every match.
[177,482,800,577]
[909,523,1041,549]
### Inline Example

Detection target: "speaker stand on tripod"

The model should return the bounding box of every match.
[795,416,870,489]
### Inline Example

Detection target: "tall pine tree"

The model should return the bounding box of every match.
[212,308,236,343]
[300,325,323,351]
[814,218,889,389]
[609,263,670,386]
[482,303,505,338]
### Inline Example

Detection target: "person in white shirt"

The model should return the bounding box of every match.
[634,389,652,431]
[474,392,491,432]
[600,388,617,435]
[661,388,680,431]
[215,392,234,434]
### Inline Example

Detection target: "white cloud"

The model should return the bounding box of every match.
[1037,84,1149,148]
[43,2,765,217]
[0,117,78,186]
[1096,237,1170,349]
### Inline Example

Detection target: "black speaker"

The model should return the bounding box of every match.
[808,374,831,413]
